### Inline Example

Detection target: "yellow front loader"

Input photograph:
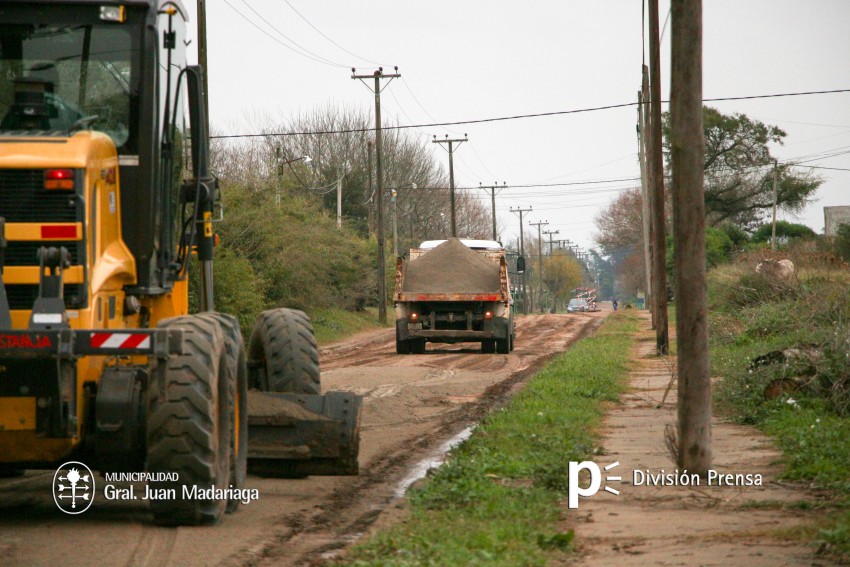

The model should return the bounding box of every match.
[0,0,360,525]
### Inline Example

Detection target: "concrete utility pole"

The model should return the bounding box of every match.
[649,0,669,354]
[670,0,711,474]
[543,229,559,254]
[638,85,654,322]
[480,182,506,241]
[771,159,779,250]
[352,67,400,325]
[510,206,532,315]
[433,135,468,237]
[336,177,343,229]
[529,220,548,313]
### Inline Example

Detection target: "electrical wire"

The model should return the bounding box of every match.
[282,0,387,66]
[212,88,850,139]
[222,0,348,68]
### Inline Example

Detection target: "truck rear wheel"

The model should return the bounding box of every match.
[496,336,510,354]
[395,327,411,354]
[249,308,320,395]
[147,316,232,526]
[481,339,496,354]
[410,338,426,354]
[196,313,248,514]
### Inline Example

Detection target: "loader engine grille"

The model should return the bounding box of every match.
[0,169,78,223]
[0,169,86,309]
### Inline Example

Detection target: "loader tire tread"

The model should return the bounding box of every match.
[195,313,248,514]
[249,308,320,394]
[147,316,231,526]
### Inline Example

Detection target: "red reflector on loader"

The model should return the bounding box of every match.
[90,333,151,349]
[41,225,78,239]
[44,169,75,190]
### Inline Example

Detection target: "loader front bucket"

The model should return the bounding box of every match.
[246,390,362,478]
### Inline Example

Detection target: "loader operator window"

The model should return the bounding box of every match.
[0,23,137,150]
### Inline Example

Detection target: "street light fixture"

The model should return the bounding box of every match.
[274,153,312,206]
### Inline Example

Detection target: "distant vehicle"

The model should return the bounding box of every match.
[567,298,589,313]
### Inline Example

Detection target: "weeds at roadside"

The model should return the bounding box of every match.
[708,261,850,560]
[339,313,639,566]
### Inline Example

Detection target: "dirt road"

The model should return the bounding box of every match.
[0,311,604,567]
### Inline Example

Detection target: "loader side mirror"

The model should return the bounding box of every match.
[517,256,525,274]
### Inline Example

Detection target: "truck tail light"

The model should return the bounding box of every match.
[484,311,493,320]
[44,169,75,190]
[409,313,419,321]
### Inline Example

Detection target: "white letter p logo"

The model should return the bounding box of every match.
[568,461,601,509]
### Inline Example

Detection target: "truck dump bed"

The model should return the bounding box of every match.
[395,238,508,302]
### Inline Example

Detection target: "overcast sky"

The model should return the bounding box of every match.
[183,1,850,252]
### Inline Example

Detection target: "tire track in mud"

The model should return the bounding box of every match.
[0,313,605,567]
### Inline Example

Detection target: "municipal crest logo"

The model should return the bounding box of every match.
[53,461,95,514]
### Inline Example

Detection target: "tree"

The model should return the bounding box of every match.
[750,221,817,244]
[662,106,822,229]
[593,188,649,296]
[541,254,582,311]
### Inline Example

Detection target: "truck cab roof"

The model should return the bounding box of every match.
[418,239,503,251]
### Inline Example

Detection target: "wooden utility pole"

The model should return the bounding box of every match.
[433,135,468,237]
[771,159,779,250]
[480,182,505,241]
[671,0,711,474]
[352,67,400,324]
[197,0,209,133]
[510,206,532,315]
[543,229,559,254]
[529,220,549,313]
[366,139,374,235]
[638,83,654,325]
[648,0,669,354]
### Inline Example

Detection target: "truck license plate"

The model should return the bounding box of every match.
[408,323,423,330]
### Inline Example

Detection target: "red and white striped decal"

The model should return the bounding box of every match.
[90,332,151,349]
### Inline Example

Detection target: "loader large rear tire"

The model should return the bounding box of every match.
[196,313,248,514]
[147,316,232,526]
[248,308,320,395]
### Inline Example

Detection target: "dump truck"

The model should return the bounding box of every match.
[394,239,515,354]
[0,0,360,525]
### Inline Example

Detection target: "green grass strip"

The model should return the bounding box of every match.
[310,307,385,345]
[341,313,640,566]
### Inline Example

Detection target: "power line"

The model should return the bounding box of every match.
[281,0,386,66]
[212,88,850,139]
[222,0,348,68]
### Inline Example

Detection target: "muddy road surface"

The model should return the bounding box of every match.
[0,312,605,567]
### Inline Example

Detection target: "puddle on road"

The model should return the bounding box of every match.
[393,426,475,498]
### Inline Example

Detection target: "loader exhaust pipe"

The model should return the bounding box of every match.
[185,65,216,312]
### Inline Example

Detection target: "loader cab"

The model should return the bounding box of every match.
[0,0,195,300]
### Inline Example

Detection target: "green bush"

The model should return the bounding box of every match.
[751,221,816,244]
